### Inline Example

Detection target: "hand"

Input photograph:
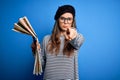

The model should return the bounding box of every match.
[31,40,40,53]
[64,27,77,41]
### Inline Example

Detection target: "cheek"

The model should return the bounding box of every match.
[66,24,72,28]
[59,23,63,28]
[69,24,72,27]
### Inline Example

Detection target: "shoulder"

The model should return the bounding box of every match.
[77,33,84,39]
[44,35,51,39]
[41,35,51,47]
[42,34,51,43]
[76,33,85,44]
[43,35,51,40]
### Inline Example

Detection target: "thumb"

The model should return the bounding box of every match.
[64,28,71,40]
[66,28,70,35]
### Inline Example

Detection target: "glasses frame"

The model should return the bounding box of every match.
[59,17,73,24]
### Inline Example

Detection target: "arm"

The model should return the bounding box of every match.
[31,38,46,70]
[64,28,84,50]
[40,35,50,70]
[40,38,46,70]
[69,33,84,50]
[74,52,79,80]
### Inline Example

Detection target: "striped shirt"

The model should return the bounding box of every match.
[40,33,84,80]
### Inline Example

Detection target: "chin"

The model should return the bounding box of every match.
[59,27,67,32]
[61,28,67,31]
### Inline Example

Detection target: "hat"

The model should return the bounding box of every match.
[54,5,75,20]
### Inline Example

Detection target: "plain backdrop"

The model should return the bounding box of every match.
[0,0,120,80]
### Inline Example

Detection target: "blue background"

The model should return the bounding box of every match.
[0,0,120,80]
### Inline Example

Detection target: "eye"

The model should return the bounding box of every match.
[67,18,72,21]
[60,17,65,20]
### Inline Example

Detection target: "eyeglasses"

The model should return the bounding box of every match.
[59,17,73,24]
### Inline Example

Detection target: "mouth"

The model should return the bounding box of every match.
[63,26,68,28]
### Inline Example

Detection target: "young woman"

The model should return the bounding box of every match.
[31,5,84,80]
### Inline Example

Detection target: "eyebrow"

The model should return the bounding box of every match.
[60,16,73,18]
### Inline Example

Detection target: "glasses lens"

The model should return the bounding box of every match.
[59,17,73,24]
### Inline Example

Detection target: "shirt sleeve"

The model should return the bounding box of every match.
[40,40,46,70]
[69,33,84,50]
[74,52,79,80]
[40,35,50,70]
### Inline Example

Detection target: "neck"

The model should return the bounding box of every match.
[60,30,66,36]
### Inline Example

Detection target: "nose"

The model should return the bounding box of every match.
[64,19,68,24]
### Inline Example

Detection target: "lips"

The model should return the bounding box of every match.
[63,26,68,28]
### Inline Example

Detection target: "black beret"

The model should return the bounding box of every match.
[54,5,75,20]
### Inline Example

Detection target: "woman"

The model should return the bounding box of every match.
[31,5,84,80]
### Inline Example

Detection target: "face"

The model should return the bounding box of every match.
[58,13,73,31]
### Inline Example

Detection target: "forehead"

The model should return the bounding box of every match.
[60,13,73,18]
